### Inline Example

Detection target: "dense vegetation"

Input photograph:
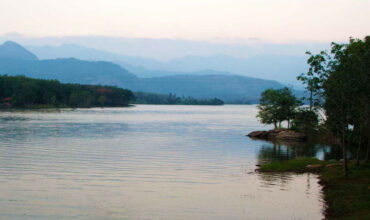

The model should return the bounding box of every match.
[0,74,224,108]
[134,92,224,105]
[0,75,135,108]
[299,36,370,174]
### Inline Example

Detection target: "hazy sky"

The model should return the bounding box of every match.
[1,0,369,43]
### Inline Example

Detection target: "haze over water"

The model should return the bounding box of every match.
[0,105,324,219]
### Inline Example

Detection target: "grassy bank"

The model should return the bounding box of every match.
[259,158,370,219]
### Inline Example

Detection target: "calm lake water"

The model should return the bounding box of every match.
[0,105,326,220]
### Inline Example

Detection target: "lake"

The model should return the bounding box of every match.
[0,105,327,219]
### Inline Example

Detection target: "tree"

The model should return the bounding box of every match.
[12,81,38,106]
[302,36,370,175]
[291,108,319,134]
[257,87,300,129]
[297,51,328,111]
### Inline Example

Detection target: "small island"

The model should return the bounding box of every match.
[248,129,307,141]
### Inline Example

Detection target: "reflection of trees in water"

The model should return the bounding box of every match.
[257,140,343,165]
[257,171,293,189]
[321,144,345,161]
[258,140,319,164]
[257,171,318,194]
[254,139,352,187]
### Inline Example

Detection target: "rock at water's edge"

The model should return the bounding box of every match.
[247,131,268,139]
[276,130,307,141]
[247,129,307,141]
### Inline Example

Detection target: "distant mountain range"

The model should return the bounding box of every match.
[0,41,293,103]
[130,75,283,103]
[26,44,307,86]
[0,58,137,86]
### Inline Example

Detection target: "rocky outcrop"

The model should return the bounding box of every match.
[247,129,307,141]
[247,131,269,139]
[276,130,307,141]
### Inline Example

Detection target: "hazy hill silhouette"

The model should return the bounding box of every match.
[0,41,38,61]
[0,41,290,103]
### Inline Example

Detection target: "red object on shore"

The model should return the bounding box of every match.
[3,97,12,102]
[2,97,12,106]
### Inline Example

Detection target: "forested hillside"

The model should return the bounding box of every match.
[0,75,135,108]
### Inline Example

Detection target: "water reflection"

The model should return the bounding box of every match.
[255,139,344,165]
[254,137,345,205]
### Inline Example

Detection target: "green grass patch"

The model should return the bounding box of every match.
[260,157,325,172]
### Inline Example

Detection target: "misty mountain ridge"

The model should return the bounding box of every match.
[0,41,293,103]
[26,43,307,86]
[0,41,137,86]
[2,33,328,60]
[128,74,284,103]
[0,58,137,86]
[0,41,38,61]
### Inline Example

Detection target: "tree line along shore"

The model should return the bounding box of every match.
[0,75,224,108]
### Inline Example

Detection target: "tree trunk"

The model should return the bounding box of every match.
[287,120,290,129]
[342,128,348,176]
[366,140,369,162]
[273,121,277,129]
[356,130,362,166]
[309,90,313,111]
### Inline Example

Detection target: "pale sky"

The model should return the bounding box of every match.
[1,0,369,43]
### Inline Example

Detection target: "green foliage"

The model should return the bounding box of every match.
[134,92,224,105]
[324,37,370,137]
[291,108,319,134]
[300,36,370,174]
[0,74,135,108]
[257,87,301,128]
[297,51,328,111]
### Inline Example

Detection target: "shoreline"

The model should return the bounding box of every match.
[257,158,370,219]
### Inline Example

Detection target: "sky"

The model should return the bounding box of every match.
[1,0,369,44]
